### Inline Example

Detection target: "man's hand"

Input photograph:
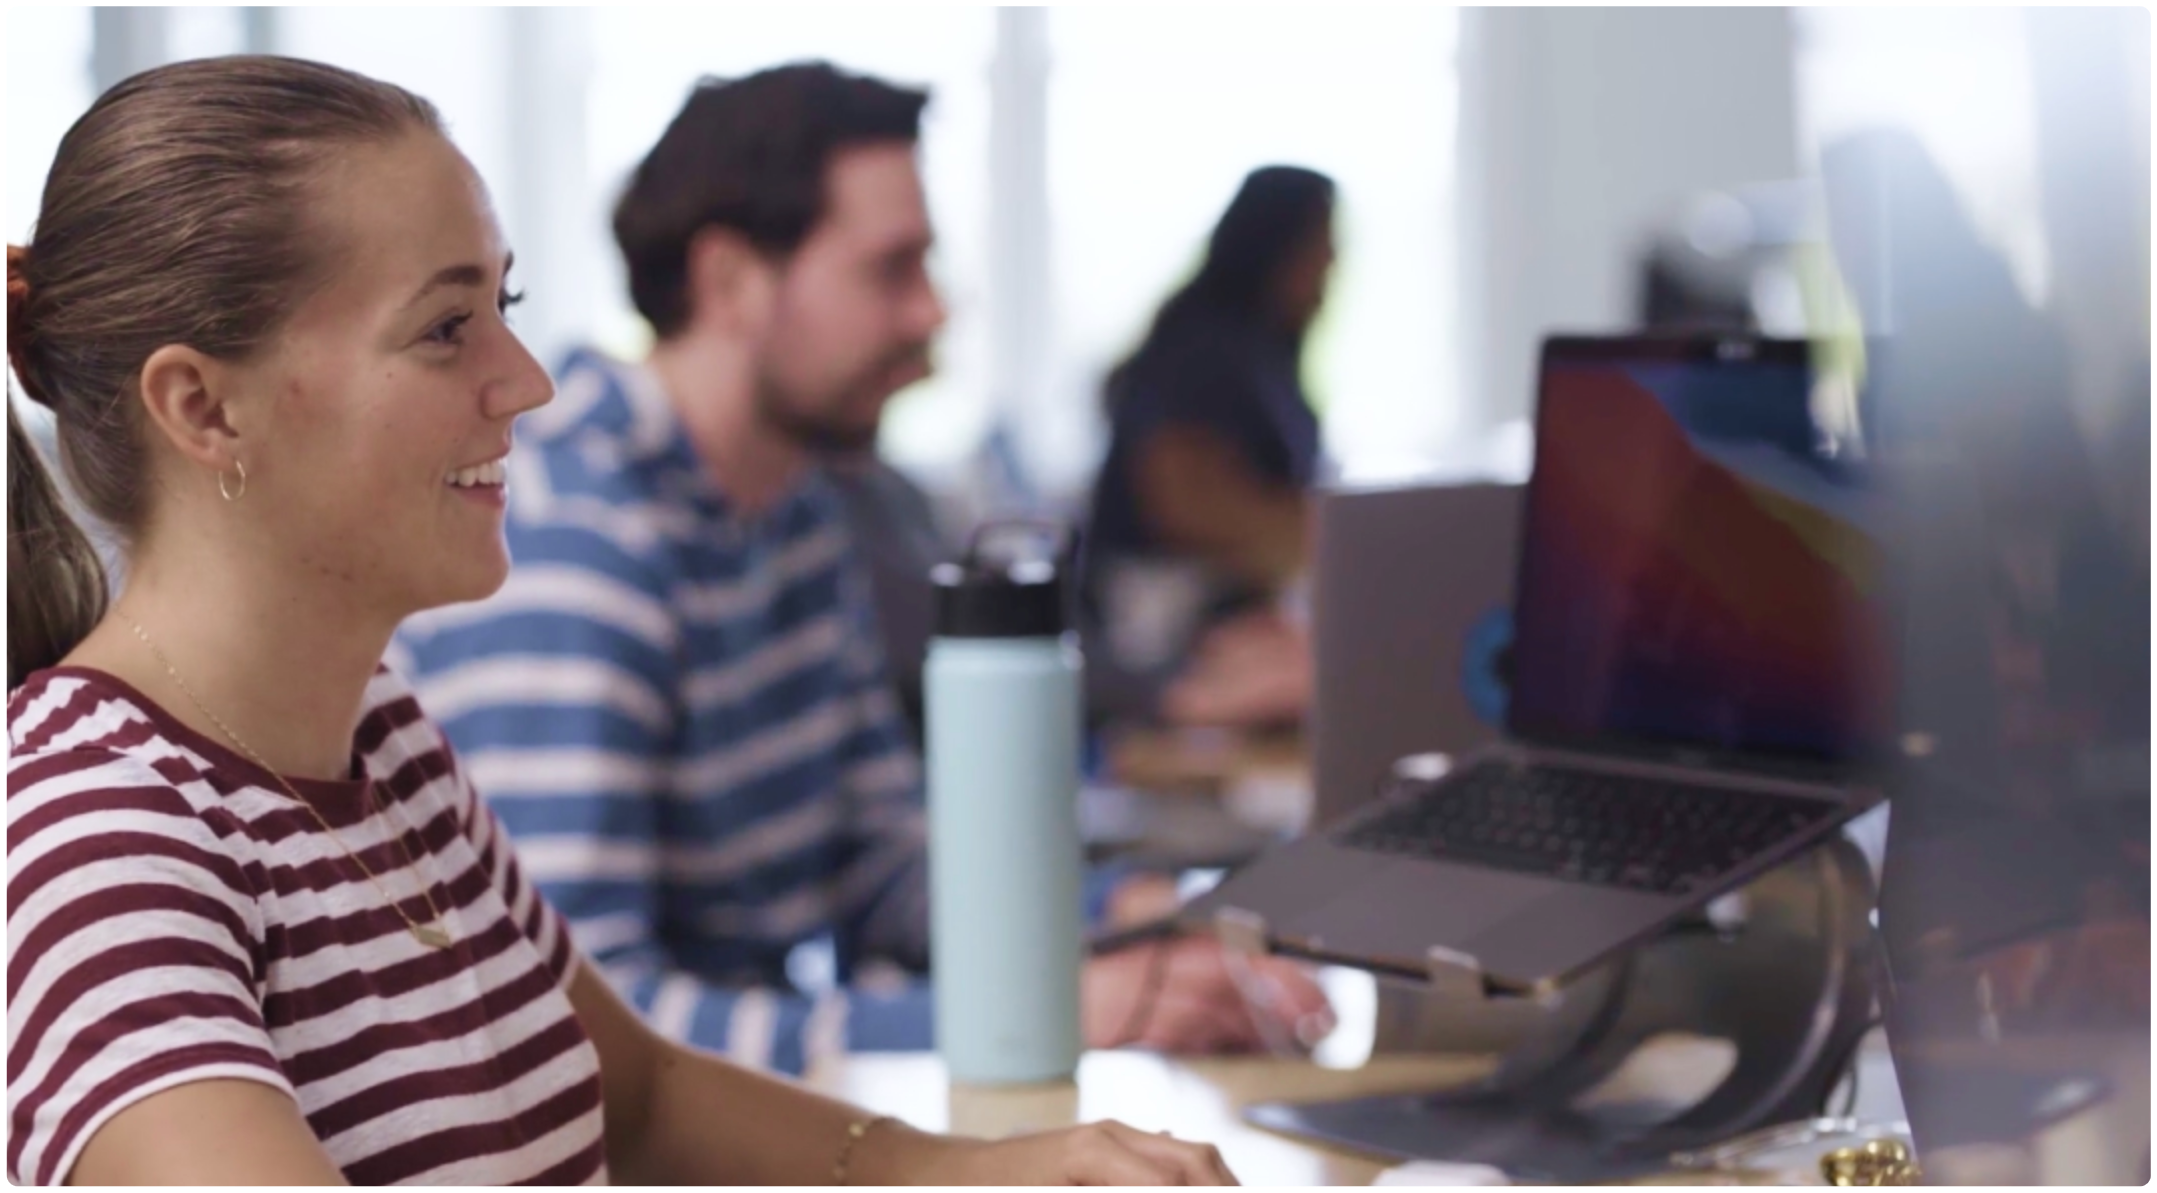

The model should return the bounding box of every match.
[1082,936,1334,1054]
[1104,872,1184,927]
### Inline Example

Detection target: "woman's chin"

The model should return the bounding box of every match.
[416,555,511,613]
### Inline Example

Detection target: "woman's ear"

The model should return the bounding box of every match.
[137,344,243,474]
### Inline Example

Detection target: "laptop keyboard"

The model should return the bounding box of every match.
[1336,760,1839,896]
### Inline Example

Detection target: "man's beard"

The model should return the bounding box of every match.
[756,387,881,454]
[754,342,931,456]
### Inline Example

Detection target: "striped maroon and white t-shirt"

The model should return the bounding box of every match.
[6,665,608,1185]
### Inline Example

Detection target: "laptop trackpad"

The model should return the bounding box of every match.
[1283,859,1555,960]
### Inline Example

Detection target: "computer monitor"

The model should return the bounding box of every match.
[1818,59,2151,1184]
[1509,336,1886,773]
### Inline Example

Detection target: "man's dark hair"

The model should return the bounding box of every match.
[613,61,930,339]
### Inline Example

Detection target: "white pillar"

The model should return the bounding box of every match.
[242,6,279,54]
[986,7,1055,504]
[505,6,597,371]
[92,6,168,92]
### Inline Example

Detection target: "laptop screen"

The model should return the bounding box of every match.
[1505,337,1888,766]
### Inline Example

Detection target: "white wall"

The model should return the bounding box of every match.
[1456,6,1802,430]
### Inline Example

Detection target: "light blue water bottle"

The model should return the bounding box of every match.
[926,522,1084,1085]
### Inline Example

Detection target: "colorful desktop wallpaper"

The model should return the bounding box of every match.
[1509,359,1890,761]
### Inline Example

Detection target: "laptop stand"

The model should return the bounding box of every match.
[1239,837,1883,1183]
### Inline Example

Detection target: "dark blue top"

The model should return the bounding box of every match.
[1084,307,1321,618]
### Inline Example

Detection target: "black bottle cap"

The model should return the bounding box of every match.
[931,519,1075,639]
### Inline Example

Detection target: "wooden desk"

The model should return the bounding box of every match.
[806,1050,1484,1185]
[804,1050,1809,1186]
[1104,728,1318,850]
[1106,727,1310,798]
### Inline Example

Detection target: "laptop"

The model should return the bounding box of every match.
[1187,334,1889,996]
[1310,480,1522,830]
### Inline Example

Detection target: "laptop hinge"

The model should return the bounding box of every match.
[1212,906,1271,958]
[1214,907,1503,1002]
[1424,944,1486,1000]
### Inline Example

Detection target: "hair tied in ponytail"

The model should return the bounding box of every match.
[7,244,47,409]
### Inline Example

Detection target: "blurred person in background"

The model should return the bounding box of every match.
[1080,166,1337,717]
[396,62,1329,1077]
[827,449,1314,742]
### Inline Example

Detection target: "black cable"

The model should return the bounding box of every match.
[1088,912,1187,1049]
[1086,914,1182,956]
[1112,934,1176,1049]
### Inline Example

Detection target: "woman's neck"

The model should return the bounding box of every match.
[66,538,395,782]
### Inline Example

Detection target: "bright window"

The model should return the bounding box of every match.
[1794,8,2050,308]
[1042,7,1462,489]
[6,6,91,244]
[6,5,92,488]
[9,8,1466,494]
[277,8,517,224]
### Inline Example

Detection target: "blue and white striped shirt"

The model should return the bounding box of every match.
[395,348,935,1074]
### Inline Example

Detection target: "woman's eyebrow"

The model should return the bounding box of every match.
[398,253,514,313]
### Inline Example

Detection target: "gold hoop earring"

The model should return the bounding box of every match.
[218,459,247,502]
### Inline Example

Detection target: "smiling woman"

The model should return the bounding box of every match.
[5,57,582,1185]
[5,55,1237,1189]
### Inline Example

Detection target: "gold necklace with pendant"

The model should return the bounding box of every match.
[119,613,454,950]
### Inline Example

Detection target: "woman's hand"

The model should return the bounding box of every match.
[1160,611,1312,728]
[867,1119,1240,1185]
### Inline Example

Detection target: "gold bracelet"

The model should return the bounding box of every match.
[833,1114,896,1185]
